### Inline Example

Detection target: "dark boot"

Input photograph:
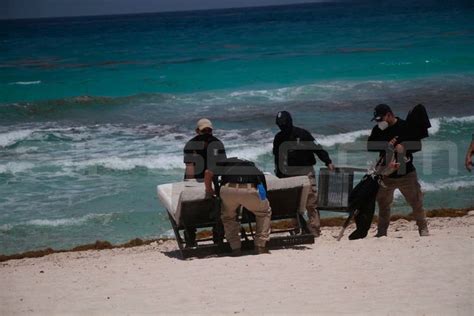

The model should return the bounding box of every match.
[254,246,270,255]
[349,229,368,240]
[417,221,430,236]
[230,248,242,257]
[374,227,388,238]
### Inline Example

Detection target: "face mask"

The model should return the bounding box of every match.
[378,121,389,131]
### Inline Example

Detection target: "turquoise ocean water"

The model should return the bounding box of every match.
[1,1,474,254]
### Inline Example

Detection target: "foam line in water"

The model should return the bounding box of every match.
[317,130,371,147]
[0,162,35,174]
[62,155,185,171]
[443,115,474,123]
[1,114,472,174]
[0,213,116,232]
[420,178,474,192]
[394,177,474,198]
[3,75,474,122]
[8,81,41,85]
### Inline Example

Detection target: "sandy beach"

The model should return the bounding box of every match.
[1,213,473,315]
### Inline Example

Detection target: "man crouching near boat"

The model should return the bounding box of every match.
[368,104,429,237]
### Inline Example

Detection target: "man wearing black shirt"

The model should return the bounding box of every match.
[182,118,227,247]
[272,111,335,237]
[183,118,226,181]
[368,104,429,237]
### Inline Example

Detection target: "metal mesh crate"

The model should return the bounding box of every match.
[317,168,357,211]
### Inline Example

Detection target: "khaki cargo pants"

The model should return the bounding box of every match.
[376,171,428,233]
[220,184,272,250]
[305,169,321,235]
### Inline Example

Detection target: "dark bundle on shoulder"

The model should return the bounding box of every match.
[403,103,432,141]
[218,157,267,190]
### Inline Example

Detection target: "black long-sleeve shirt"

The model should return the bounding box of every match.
[367,118,421,178]
[273,126,332,178]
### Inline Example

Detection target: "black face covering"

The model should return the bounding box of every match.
[276,111,293,133]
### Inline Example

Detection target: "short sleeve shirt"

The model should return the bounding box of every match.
[183,133,227,179]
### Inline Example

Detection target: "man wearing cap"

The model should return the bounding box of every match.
[368,104,429,237]
[272,111,335,237]
[182,118,227,247]
[184,118,227,181]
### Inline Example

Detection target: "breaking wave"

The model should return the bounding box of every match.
[421,178,474,192]
[394,177,474,199]
[0,213,116,232]
[62,156,184,171]
[8,81,41,85]
[2,75,474,123]
[1,114,472,174]
[317,129,371,147]
[0,129,35,147]
[0,162,35,174]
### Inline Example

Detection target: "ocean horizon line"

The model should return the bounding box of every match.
[0,1,331,22]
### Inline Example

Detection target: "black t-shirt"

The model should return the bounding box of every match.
[367,118,421,178]
[183,133,226,180]
[272,126,332,178]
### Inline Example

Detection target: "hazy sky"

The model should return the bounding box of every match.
[1,0,330,20]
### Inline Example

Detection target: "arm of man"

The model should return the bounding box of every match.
[184,163,195,180]
[466,139,474,172]
[214,139,227,160]
[367,126,386,152]
[313,142,334,170]
[272,133,283,177]
[301,129,335,170]
[183,139,196,180]
[204,169,215,196]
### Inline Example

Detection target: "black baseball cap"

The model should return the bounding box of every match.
[371,104,392,122]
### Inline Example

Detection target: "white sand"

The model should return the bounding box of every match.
[1,214,473,315]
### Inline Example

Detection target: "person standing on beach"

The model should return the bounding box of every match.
[367,104,429,237]
[204,157,271,256]
[465,137,474,172]
[183,118,227,181]
[182,118,227,247]
[272,111,335,237]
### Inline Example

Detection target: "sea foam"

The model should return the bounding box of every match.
[63,155,184,171]
[317,129,371,147]
[394,177,474,199]
[0,162,35,174]
[0,129,35,147]
[2,213,117,231]
[8,80,41,85]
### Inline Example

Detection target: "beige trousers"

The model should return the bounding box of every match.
[305,169,321,234]
[376,171,427,232]
[220,185,272,250]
